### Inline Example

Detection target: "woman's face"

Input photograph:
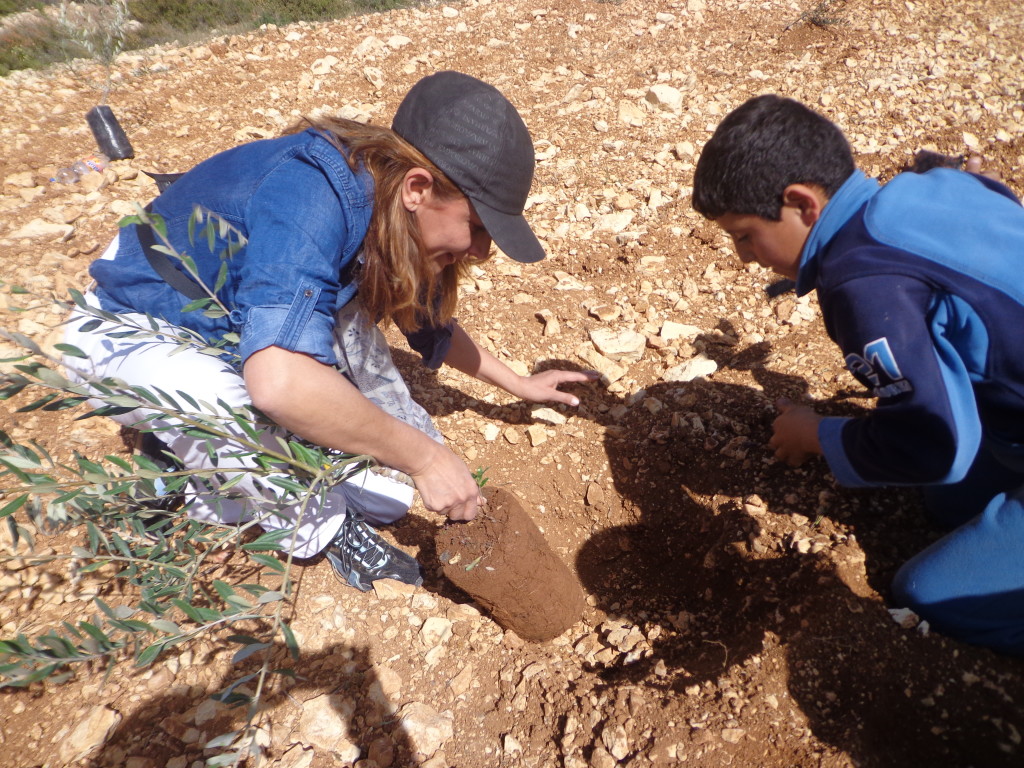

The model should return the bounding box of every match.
[412,190,493,274]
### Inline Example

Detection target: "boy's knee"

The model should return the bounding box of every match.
[893,548,1024,655]
[891,556,941,611]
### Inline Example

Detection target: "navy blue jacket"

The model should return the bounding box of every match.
[797,169,1024,486]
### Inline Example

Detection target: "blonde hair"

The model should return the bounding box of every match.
[287,116,484,332]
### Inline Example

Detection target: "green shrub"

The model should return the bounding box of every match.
[127,0,253,31]
[127,0,413,39]
[0,0,414,76]
[0,0,48,16]
[0,13,69,77]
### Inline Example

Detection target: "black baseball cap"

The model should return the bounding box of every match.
[392,71,545,264]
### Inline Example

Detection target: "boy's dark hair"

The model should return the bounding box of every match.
[691,94,855,220]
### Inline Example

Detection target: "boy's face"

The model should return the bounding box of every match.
[713,184,825,281]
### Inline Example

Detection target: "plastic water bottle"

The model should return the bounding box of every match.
[52,153,110,184]
[71,153,109,177]
[53,167,79,184]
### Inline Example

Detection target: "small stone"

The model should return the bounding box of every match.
[645,84,683,112]
[193,698,221,726]
[594,211,635,234]
[721,728,746,744]
[503,734,523,754]
[659,321,701,341]
[888,607,921,629]
[601,723,629,760]
[364,66,384,88]
[531,406,567,425]
[612,192,637,211]
[419,617,453,648]
[9,219,74,240]
[536,308,561,336]
[367,666,403,716]
[662,354,718,382]
[617,100,646,127]
[311,55,339,75]
[526,424,548,446]
[421,753,449,768]
[589,745,617,768]
[590,327,646,362]
[373,580,417,599]
[481,423,501,441]
[507,360,530,376]
[368,736,395,767]
[398,702,454,760]
[293,694,360,760]
[353,35,386,57]
[59,706,122,763]
[5,171,36,187]
[449,664,475,697]
[589,304,622,322]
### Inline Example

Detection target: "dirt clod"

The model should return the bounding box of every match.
[436,486,585,642]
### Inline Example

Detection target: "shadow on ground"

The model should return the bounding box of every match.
[573,334,1024,767]
[79,639,416,767]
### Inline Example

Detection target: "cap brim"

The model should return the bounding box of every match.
[473,199,546,264]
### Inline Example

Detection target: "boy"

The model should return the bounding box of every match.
[691,94,1024,656]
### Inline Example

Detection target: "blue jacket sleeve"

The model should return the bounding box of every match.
[818,271,982,487]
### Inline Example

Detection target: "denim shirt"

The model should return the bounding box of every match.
[91,128,454,369]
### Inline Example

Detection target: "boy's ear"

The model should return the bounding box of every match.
[401,168,435,211]
[782,184,827,227]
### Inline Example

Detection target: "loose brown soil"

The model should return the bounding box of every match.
[437,486,586,642]
[2,1,1024,767]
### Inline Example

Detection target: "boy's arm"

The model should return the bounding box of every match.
[814,271,981,487]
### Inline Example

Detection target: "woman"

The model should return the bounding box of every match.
[65,71,594,591]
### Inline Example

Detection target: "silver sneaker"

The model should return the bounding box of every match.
[324,514,423,592]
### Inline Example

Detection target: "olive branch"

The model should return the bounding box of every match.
[0,208,368,765]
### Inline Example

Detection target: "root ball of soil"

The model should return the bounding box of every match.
[435,486,586,642]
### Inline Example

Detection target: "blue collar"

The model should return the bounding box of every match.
[795,171,879,296]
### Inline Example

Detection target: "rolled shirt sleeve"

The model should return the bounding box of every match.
[234,152,366,367]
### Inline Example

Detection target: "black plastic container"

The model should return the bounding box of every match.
[86,105,134,160]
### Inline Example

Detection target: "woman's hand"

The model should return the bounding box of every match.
[507,369,601,406]
[408,441,484,521]
[769,398,823,466]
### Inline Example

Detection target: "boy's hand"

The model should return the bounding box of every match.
[769,398,823,466]
[965,155,1003,182]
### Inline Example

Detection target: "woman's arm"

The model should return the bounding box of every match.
[244,345,482,520]
[443,322,598,406]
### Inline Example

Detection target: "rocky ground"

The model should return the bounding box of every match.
[2,0,1024,766]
